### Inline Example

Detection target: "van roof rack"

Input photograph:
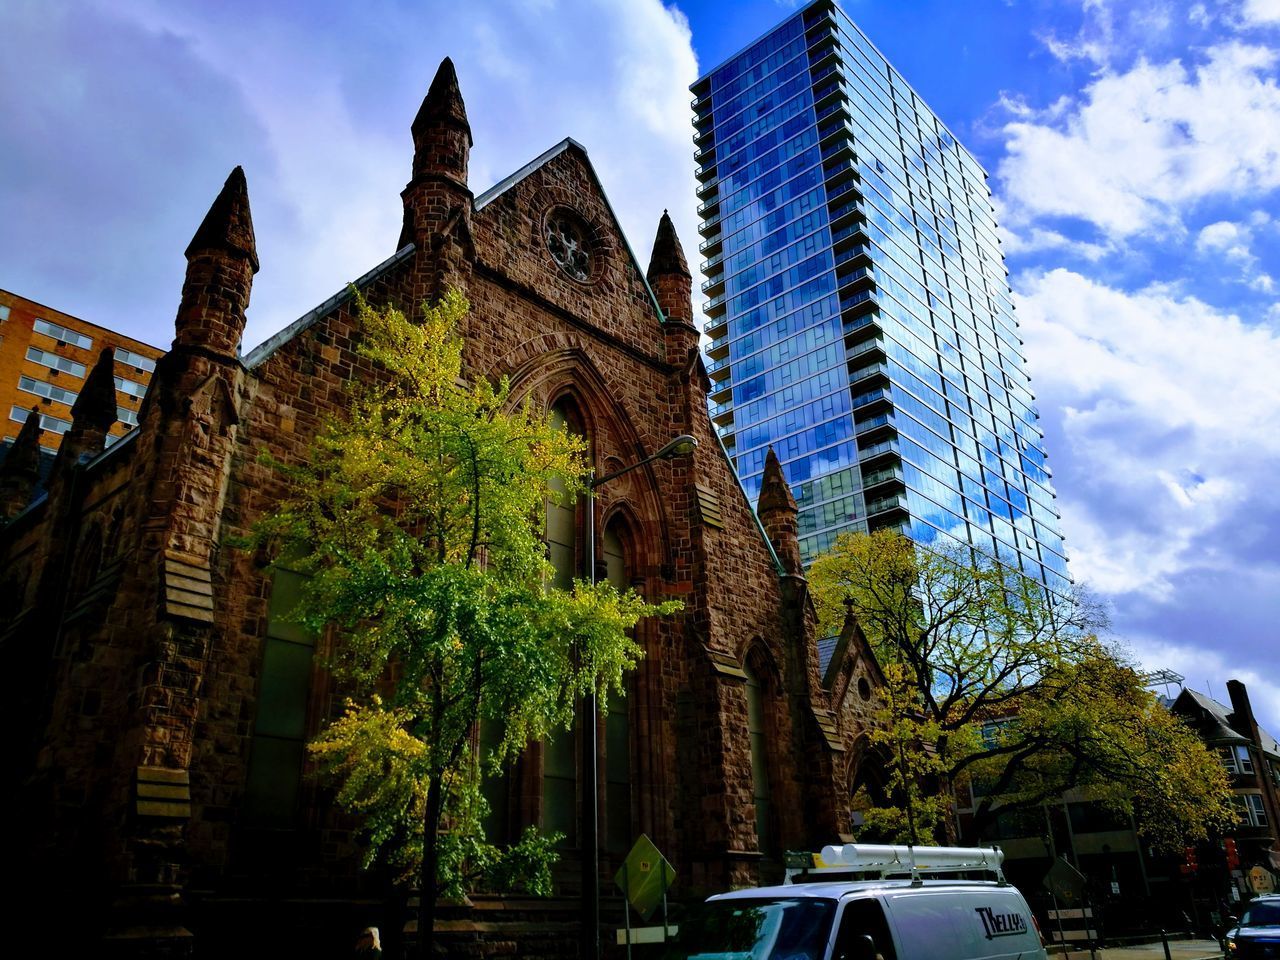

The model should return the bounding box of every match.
[784,844,1006,886]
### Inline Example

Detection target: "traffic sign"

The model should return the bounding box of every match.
[615,834,676,922]
[1044,857,1088,905]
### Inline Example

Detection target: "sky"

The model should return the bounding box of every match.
[3,0,1278,733]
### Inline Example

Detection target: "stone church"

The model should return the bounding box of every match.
[0,59,884,956]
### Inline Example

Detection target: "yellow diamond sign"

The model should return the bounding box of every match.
[615,834,676,921]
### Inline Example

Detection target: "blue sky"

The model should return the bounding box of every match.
[3,0,1278,732]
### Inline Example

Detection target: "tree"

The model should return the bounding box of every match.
[810,529,1234,850]
[250,291,678,956]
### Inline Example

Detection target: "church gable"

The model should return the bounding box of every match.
[471,141,667,358]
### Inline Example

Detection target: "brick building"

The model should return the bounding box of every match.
[0,288,163,454]
[953,679,1280,938]
[0,59,884,956]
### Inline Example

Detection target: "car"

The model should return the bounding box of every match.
[662,844,1047,960]
[1226,895,1280,960]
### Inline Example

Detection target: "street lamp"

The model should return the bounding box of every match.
[581,434,697,960]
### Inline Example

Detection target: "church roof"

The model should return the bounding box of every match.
[474,137,669,324]
[247,137,675,367]
[243,243,416,370]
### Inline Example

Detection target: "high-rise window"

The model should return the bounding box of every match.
[691,0,1069,591]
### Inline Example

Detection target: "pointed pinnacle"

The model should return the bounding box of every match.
[646,209,690,282]
[758,447,798,516]
[71,347,119,433]
[185,166,259,272]
[2,406,44,478]
[413,57,472,143]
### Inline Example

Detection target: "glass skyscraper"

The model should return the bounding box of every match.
[691,0,1070,593]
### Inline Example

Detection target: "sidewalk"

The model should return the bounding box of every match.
[1054,940,1222,960]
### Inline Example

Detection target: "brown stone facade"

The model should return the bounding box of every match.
[0,59,883,957]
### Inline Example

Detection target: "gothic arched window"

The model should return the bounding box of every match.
[744,661,775,855]
[603,521,633,855]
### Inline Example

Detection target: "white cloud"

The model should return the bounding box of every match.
[1242,0,1280,25]
[1128,633,1280,740]
[1015,269,1280,601]
[1196,219,1253,259]
[1194,216,1278,288]
[998,42,1280,240]
[9,0,701,352]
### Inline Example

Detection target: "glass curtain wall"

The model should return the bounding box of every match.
[691,0,1069,593]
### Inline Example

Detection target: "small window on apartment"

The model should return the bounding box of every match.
[1237,745,1256,775]
[18,375,77,406]
[0,304,10,322]
[1248,794,1269,827]
[114,376,147,399]
[26,346,86,378]
[33,319,93,350]
[1221,746,1242,775]
[115,348,157,373]
[117,407,139,428]
[10,406,70,434]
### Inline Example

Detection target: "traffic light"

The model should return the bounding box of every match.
[1225,838,1240,871]
[1181,846,1200,875]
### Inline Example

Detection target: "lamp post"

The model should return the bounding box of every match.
[581,434,697,960]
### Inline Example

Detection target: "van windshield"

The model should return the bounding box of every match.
[1241,902,1280,928]
[663,897,837,960]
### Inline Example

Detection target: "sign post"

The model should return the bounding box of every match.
[1045,857,1090,958]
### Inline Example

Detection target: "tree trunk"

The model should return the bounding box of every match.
[418,774,445,960]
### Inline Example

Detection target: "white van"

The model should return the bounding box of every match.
[665,845,1048,960]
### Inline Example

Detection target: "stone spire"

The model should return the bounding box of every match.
[411,56,472,184]
[400,57,475,259]
[71,347,119,435]
[648,209,691,281]
[757,446,803,576]
[174,166,258,359]
[183,166,258,271]
[0,407,45,520]
[48,347,117,485]
[647,210,693,322]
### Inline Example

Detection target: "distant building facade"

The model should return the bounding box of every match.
[0,288,162,454]
[1171,682,1280,877]
[0,60,885,957]
[955,679,1280,939]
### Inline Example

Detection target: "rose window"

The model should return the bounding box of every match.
[546,214,591,282]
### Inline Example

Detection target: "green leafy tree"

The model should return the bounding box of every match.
[251,291,677,956]
[811,529,1234,849]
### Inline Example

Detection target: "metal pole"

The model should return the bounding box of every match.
[896,727,918,848]
[581,472,600,960]
[576,438,696,960]
[1050,890,1069,960]
[1084,890,1097,960]
[623,861,632,960]
[663,885,669,942]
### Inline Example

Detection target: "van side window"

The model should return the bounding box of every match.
[835,899,897,960]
